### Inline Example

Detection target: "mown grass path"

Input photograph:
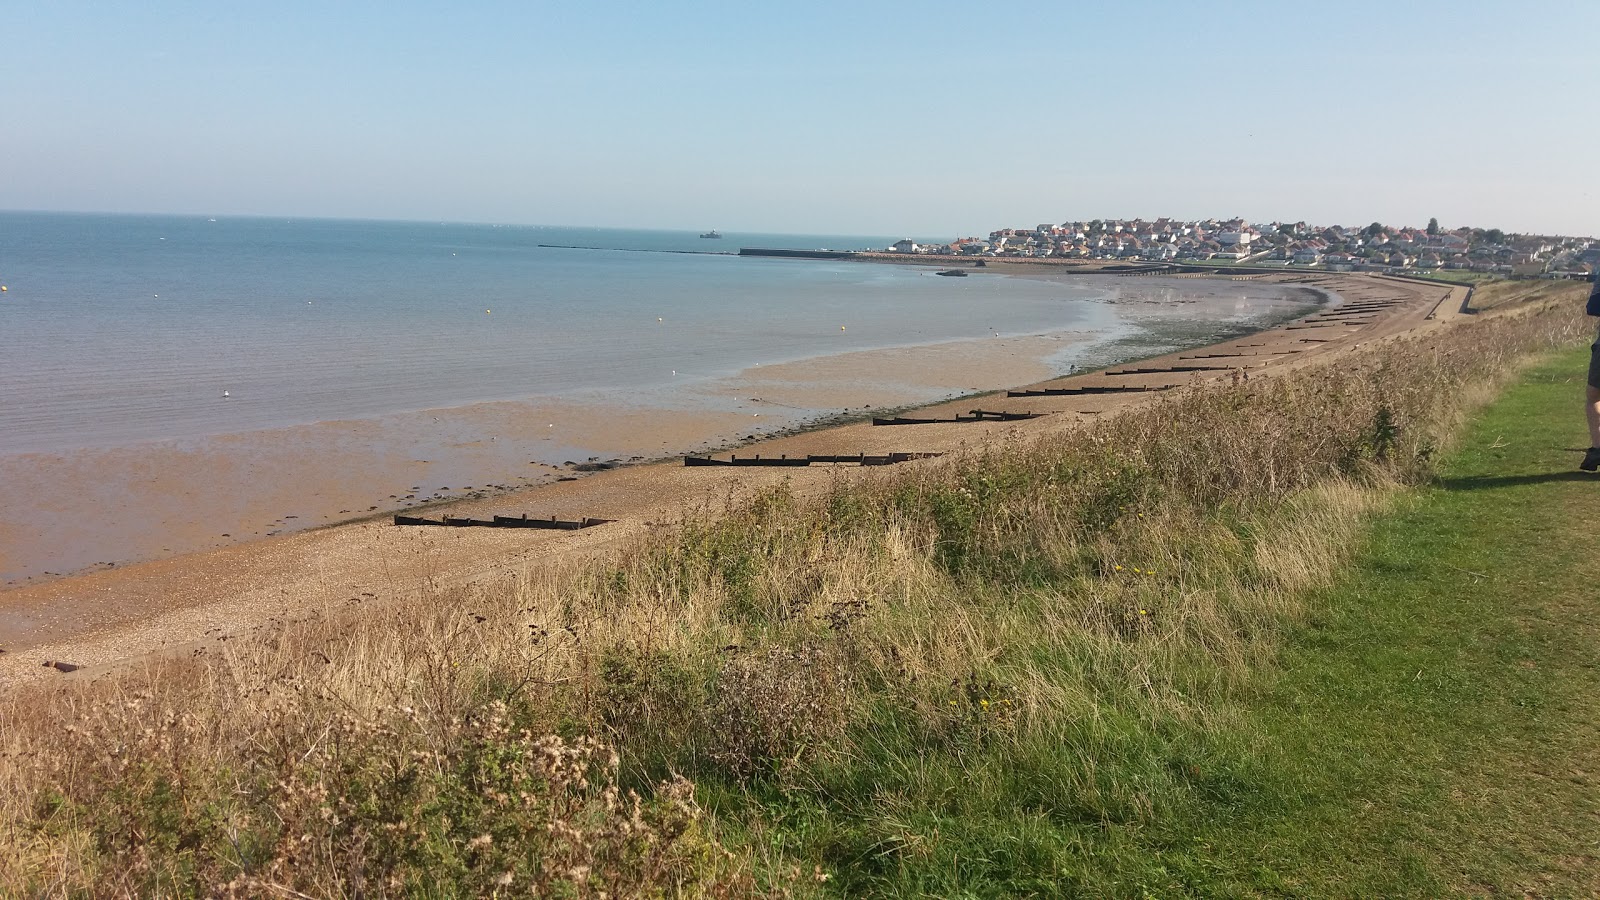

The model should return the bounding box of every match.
[1159,349,1600,897]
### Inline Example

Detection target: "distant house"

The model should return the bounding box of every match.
[890,239,921,253]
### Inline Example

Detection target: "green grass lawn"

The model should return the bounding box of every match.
[1145,349,1600,897]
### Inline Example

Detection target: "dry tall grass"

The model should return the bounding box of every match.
[0,298,1587,897]
[1469,277,1587,311]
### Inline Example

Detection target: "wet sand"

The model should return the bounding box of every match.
[0,334,1082,590]
[0,271,1466,688]
[0,275,1304,589]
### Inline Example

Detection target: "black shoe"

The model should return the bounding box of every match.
[1582,448,1600,472]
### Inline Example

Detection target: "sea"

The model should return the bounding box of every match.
[0,213,1129,456]
[0,212,1324,585]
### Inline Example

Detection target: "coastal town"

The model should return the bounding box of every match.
[887,217,1599,279]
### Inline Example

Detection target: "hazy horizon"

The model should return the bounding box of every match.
[4,1,1597,238]
[0,208,1584,244]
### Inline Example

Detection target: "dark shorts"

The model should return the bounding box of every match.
[1590,342,1600,390]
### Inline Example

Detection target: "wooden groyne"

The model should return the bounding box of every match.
[684,452,942,467]
[1007,385,1174,398]
[393,514,612,530]
[1179,350,1303,359]
[1104,364,1257,376]
[872,410,1044,426]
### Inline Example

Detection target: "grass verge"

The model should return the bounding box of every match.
[1136,347,1600,896]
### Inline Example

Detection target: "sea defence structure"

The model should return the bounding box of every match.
[738,248,860,260]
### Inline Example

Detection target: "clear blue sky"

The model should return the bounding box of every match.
[3,1,1596,237]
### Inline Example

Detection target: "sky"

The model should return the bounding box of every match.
[2,1,1597,238]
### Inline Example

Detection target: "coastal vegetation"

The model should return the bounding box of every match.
[0,287,1591,896]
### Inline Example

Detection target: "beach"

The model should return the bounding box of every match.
[0,218,1321,589]
[0,267,1467,686]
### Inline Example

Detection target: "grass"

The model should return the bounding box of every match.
[1136,348,1600,896]
[1412,268,1492,284]
[1469,277,1585,311]
[0,294,1593,897]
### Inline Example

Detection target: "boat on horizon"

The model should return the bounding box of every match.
[700,230,722,239]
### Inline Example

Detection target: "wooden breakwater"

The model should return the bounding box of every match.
[684,452,942,467]
[872,410,1044,426]
[1006,384,1174,398]
[394,514,612,530]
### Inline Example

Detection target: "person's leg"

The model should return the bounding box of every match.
[1589,385,1600,447]
[1584,340,1600,470]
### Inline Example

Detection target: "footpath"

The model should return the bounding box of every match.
[1151,348,1600,896]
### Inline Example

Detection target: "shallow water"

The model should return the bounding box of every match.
[0,214,1124,454]
[0,214,1324,584]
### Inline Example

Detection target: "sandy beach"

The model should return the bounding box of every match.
[0,331,1092,592]
[0,269,1307,590]
[0,269,1467,687]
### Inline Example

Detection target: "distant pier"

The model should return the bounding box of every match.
[738,248,860,260]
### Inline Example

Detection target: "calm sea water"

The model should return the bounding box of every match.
[0,213,1130,455]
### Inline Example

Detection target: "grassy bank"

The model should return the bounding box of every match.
[0,292,1589,897]
[1469,277,1585,311]
[1133,347,1600,896]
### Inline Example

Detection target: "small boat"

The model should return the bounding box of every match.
[935,269,969,277]
[700,230,722,239]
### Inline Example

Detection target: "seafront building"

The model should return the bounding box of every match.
[887,217,1596,279]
